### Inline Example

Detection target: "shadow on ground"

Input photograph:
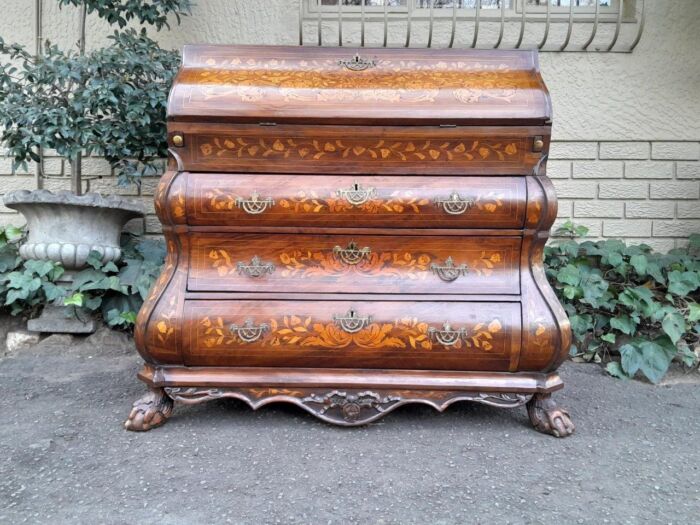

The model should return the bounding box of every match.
[1,328,698,524]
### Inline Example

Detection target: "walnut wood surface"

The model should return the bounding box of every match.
[130,46,573,434]
[168,45,551,126]
[188,233,521,295]
[184,173,527,229]
[168,123,549,175]
[181,299,521,371]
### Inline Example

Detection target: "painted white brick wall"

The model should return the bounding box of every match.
[551,140,700,250]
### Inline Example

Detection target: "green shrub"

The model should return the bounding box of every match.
[0,226,164,330]
[545,222,700,383]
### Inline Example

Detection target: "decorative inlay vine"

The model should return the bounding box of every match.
[187,58,521,105]
[199,315,503,351]
[205,247,504,280]
[198,137,519,164]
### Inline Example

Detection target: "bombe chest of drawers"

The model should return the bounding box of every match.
[125,45,574,437]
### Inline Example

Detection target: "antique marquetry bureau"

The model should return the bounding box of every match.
[125,45,575,437]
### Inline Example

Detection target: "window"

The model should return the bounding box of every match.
[303,0,641,51]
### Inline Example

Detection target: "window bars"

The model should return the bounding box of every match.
[300,0,645,52]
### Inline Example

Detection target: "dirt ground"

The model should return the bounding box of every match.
[1,327,698,525]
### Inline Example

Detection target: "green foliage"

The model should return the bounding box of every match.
[0,0,188,186]
[545,222,700,383]
[57,0,192,30]
[0,226,165,330]
[64,234,165,327]
[0,30,180,186]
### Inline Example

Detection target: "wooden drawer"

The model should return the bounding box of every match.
[184,173,526,229]
[169,123,544,176]
[188,234,521,295]
[183,299,521,371]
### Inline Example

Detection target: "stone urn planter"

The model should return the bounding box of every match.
[3,190,145,333]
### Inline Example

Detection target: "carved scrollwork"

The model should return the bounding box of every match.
[332,309,373,334]
[335,181,377,206]
[430,256,469,282]
[235,191,275,215]
[428,322,467,347]
[236,256,275,278]
[229,318,270,343]
[332,241,371,265]
[434,191,475,215]
[303,390,401,422]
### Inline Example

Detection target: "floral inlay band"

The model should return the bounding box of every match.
[198,137,519,164]
[200,315,504,352]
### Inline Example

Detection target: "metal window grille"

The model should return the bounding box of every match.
[301,0,645,52]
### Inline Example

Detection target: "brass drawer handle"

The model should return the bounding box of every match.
[333,309,373,334]
[229,319,270,343]
[333,241,371,265]
[428,322,467,347]
[434,191,475,215]
[336,181,377,206]
[235,191,275,215]
[236,256,275,278]
[430,257,469,282]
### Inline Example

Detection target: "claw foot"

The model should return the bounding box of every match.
[124,387,174,432]
[527,393,574,438]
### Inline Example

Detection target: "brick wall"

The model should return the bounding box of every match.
[1,140,699,251]
[549,140,700,252]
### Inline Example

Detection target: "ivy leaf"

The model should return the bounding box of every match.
[668,270,700,296]
[662,311,686,344]
[557,264,580,286]
[630,254,648,275]
[64,292,84,307]
[601,333,616,344]
[620,337,677,384]
[688,303,700,323]
[610,315,637,335]
[605,361,629,380]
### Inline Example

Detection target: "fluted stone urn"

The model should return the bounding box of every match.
[3,190,145,333]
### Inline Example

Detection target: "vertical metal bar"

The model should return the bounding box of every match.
[361,0,366,47]
[383,0,389,47]
[471,0,481,49]
[494,0,505,49]
[582,0,599,51]
[299,0,304,45]
[317,1,322,45]
[405,0,413,47]
[34,0,44,190]
[515,0,526,49]
[448,0,457,48]
[338,0,343,46]
[537,0,550,50]
[427,0,435,48]
[606,0,624,52]
[559,0,574,51]
[628,0,645,52]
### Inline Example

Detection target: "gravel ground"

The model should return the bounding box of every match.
[1,329,699,525]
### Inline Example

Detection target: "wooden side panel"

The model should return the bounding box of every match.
[185,173,527,229]
[183,300,521,371]
[188,233,521,295]
[168,123,548,175]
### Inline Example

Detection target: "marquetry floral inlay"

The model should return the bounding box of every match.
[199,315,503,351]
[198,137,519,164]
[189,58,521,105]
[205,247,504,279]
[202,188,507,216]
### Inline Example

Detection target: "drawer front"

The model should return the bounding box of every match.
[183,300,521,371]
[186,174,526,229]
[189,234,521,295]
[170,123,544,175]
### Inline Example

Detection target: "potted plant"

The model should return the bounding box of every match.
[0,0,190,332]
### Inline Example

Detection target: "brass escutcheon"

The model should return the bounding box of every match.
[428,322,467,347]
[235,191,275,215]
[332,309,373,334]
[229,319,270,343]
[434,191,475,215]
[430,257,469,282]
[236,256,275,278]
[333,241,371,265]
[336,181,377,207]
